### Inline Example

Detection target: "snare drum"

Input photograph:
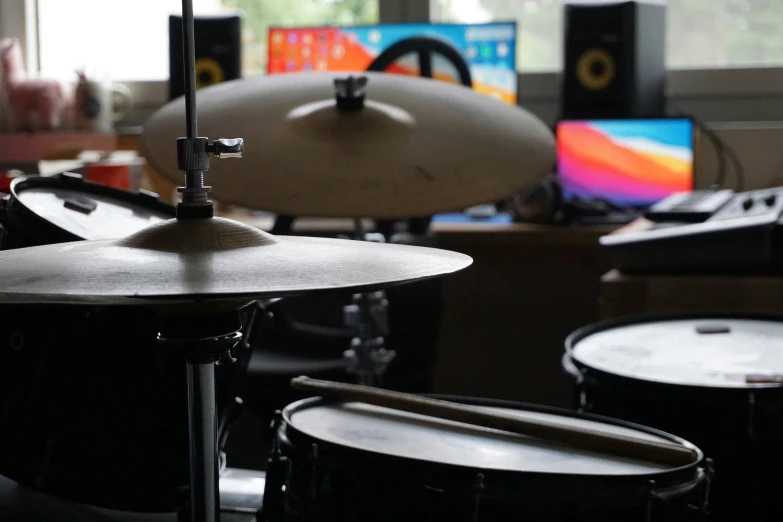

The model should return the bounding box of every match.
[263,396,709,522]
[0,173,263,512]
[564,313,783,522]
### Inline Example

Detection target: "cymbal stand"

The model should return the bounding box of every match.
[169,0,244,521]
[342,219,396,386]
[158,312,243,522]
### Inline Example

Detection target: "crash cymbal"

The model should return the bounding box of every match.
[141,72,555,218]
[0,217,471,305]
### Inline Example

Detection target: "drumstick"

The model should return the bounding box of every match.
[291,376,698,467]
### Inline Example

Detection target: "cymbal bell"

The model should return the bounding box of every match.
[141,72,555,218]
[0,217,472,306]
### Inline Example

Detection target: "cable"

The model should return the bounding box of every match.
[722,133,745,191]
[669,102,745,191]
[692,117,727,188]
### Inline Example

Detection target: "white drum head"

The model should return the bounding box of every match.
[18,187,171,240]
[288,401,690,475]
[571,317,783,388]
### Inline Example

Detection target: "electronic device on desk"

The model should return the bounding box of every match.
[517,117,695,225]
[645,189,735,223]
[266,21,518,104]
[601,187,783,273]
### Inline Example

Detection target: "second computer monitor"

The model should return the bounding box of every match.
[267,22,518,104]
[556,118,695,208]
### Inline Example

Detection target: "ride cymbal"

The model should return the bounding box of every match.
[0,217,471,305]
[141,72,555,218]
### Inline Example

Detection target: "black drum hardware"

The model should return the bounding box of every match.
[0,172,267,514]
[601,187,783,273]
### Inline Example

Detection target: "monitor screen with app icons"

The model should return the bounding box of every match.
[267,22,518,105]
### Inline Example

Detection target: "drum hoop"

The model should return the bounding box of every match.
[279,395,705,490]
[565,311,783,393]
[3,174,175,244]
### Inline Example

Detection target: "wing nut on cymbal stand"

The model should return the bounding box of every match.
[334,75,368,112]
[175,0,243,220]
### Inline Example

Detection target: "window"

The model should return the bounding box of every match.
[433,0,783,72]
[36,0,379,82]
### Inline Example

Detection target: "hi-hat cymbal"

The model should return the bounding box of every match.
[0,217,471,305]
[141,72,555,218]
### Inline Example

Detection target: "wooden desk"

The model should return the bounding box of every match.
[228,214,614,407]
[600,269,783,319]
[430,222,612,407]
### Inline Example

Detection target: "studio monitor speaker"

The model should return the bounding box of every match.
[169,14,242,100]
[561,0,666,119]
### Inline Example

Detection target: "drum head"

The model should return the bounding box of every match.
[6,175,174,243]
[570,316,783,388]
[17,186,171,240]
[286,400,694,476]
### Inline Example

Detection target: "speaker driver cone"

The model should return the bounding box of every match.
[576,48,615,91]
[194,58,225,89]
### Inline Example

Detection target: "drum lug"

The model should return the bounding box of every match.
[309,443,320,500]
[9,331,24,352]
[646,479,656,522]
[260,411,289,522]
[471,473,485,522]
[260,451,290,522]
[701,458,714,515]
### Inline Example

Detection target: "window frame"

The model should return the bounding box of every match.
[6,0,783,123]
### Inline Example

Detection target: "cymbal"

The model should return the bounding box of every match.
[141,72,555,218]
[0,217,471,305]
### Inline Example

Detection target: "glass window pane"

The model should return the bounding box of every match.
[38,0,224,81]
[37,0,378,81]
[433,0,783,72]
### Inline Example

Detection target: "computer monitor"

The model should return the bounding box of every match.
[556,118,695,208]
[267,22,518,104]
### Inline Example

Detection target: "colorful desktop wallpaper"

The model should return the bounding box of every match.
[267,22,517,104]
[556,119,695,207]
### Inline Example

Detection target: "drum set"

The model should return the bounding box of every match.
[0,2,776,522]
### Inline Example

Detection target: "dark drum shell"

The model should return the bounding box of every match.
[0,173,258,512]
[564,312,783,522]
[266,396,709,522]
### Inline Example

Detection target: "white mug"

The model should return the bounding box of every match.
[74,76,133,133]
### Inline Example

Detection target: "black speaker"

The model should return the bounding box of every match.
[561,0,666,119]
[169,15,242,100]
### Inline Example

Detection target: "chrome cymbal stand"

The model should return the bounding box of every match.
[161,2,244,521]
[342,219,396,386]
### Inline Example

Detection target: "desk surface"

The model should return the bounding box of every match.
[224,213,615,246]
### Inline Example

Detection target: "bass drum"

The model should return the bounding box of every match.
[0,173,265,513]
[263,396,710,522]
[564,313,783,522]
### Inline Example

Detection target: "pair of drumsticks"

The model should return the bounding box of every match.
[291,377,697,467]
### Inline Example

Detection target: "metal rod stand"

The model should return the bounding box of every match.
[159,312,243,522]
[187,353,219,522]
